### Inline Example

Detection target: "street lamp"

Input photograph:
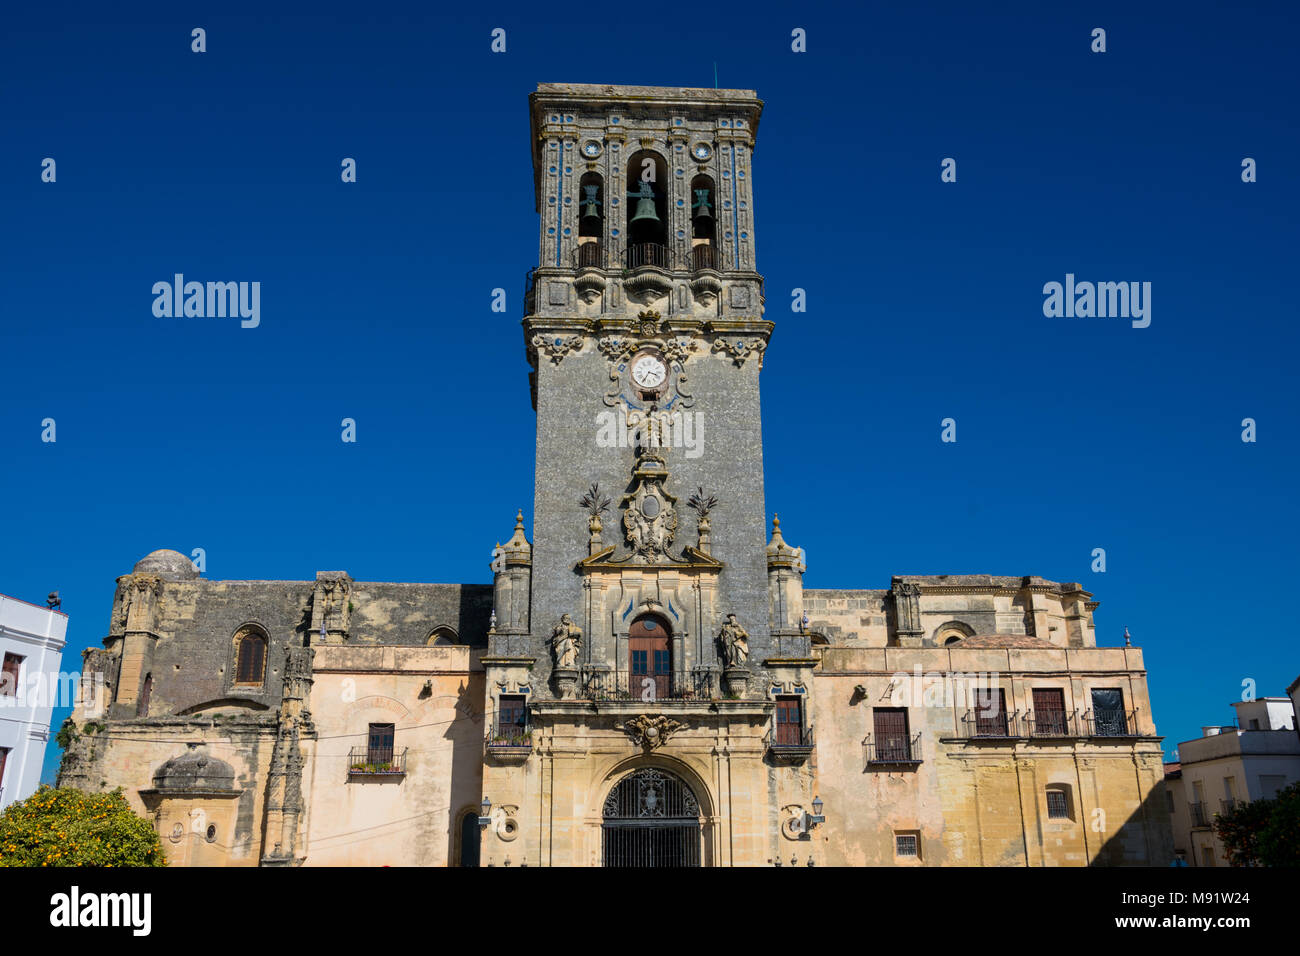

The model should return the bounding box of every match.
[805,795,825,830]
[478,797,492,829]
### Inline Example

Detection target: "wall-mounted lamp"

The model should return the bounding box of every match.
[804,795,825,830]
[478,797,492,829]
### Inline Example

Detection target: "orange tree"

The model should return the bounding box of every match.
[0,786,165,867]
[1214,782,1300,867]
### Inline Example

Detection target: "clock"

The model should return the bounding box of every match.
[630,351,669,391]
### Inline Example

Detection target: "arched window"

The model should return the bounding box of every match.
[233,627,268,686]
[577,172,604,267]
[625,150,668,258]
[427,627,458,647]
[689,174,717,270]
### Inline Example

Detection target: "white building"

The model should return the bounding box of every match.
[1166,697,1300,866]
[0,592,68,809]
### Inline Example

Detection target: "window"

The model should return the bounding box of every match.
[895,833,919,858]
[1032,688,1068,736]
[205,824,217,843]
[1,653,23,697]
[427,627,457,647]
[689,174,716,270]
[233,627,267,685]
[499,694,527,730]
[630,615,671,700]
[367,723,395,763]
[972,687,1008,736]
[1090,688,1128,735]
[1046,788,1071,820]
[775,697,803,746]
[1260,774,1288,799]
[459,810,481,867]
[137,673,153,717]
[0,747,9,790]
[1165,788,1176,813]
[873,707,912,761]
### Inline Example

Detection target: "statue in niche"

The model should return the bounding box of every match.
[718,613,750,667]
[551,614,583,668]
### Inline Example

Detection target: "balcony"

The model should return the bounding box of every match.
[864,732,922,768]
[347,746,407,778]
[1189,801,1211,828]
[579,670,716,703]
[485,721,532,763]
[575,240,608,270]
[1024,709,1080,739]
[689,244,718,272]
[957,709,1023,741]
[622,242,671,270]
[766,725,814,765]
[1085,708,1146,738]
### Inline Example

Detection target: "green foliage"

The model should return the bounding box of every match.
[1214,782,1300,867]
[0,787,166,867]
[54,718,77,750]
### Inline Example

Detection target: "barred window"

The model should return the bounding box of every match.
[895,833,919,857]
[1046,787,1071,819]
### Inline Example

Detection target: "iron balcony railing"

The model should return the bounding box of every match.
[959,709,1023,739]
[580,670,716,702]
[523,266,538,314]
[486,720,532,749]
[689,244,718,271]
[766,725,815,751]
[575,240,607,269]
[1084,708,1141,737]
[864,732,922,765]
[347,746,407,776]
[1189,801,1211,828]
[623,242,671,270]
[1024,708,1080,738]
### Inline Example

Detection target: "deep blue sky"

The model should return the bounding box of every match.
[2,2,1296,784]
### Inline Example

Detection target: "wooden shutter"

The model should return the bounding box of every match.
[974,688,1008,736]
[630,616,671,699]
[1032,688,1067,735]
[775,697,802,745]
[873,708,910,760]
[236,633,265,684]
[368,723,395,762]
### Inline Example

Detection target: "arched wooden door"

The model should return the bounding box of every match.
[629,614,671,700]
[601,768,701,867]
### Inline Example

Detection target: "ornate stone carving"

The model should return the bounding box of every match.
[551,614,582,668]
[620,455,678,563]
[893,581,923,640]
[532,333,584,364]
[710,336,766,367]
[618,714,684,751]
[718,613,750,667]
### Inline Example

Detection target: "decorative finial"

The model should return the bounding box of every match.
[1123,626,1132,647]
[515,509,525,530]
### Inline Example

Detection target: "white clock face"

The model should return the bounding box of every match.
[631,354,668,389]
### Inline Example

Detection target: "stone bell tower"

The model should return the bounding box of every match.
[502,83,792,688]
[479,83,817,869]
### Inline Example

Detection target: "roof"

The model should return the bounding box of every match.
[950,633,1058,650]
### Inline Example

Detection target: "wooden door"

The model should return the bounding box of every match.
[629,616,671,700]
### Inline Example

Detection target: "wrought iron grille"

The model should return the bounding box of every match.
[959,709,1022,739]
[601,768,701,868]
[575,241,606,269]
[486,720,532,748]
[347,746,407,775]
[1025,708,1079,737]
[765,725,815,750]
[690,244,718,271]
[865,732,922,764]
[580,670,715,702]
[1087,708,1134,737]
[1189,801,1210,828]
[623,242,670,270]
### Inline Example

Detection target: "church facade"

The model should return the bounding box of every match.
[58,84,1173,867]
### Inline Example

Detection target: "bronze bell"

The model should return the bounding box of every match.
[580,184,602,223]
[692,187,713,221]
[629,181,660,224]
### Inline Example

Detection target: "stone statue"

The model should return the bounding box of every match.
[551,614,582,668]
[718,613,750,667]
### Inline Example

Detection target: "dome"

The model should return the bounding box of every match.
[152,746,237,792]
[132,549,199,580]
